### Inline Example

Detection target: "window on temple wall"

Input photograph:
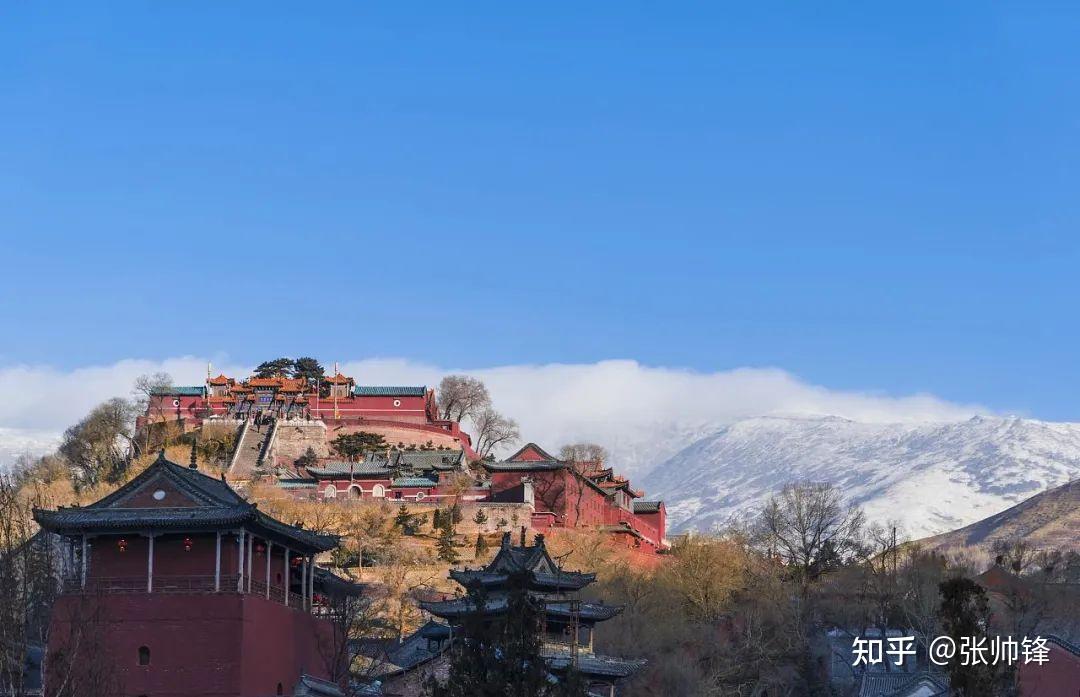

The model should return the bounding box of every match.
[323,486,337,500]
[372,484,385,498]
[137,646,150,666]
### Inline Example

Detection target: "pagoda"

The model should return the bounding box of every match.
[33,451,351,697]
[420,531,644,697]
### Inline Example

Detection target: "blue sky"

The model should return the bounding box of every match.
[2,3,1079,419]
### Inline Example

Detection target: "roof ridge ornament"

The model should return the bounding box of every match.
[189,438,198,469]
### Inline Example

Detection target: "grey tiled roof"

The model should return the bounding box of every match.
[858,672,948,697]
[369,620,451,678]
[395,450,464,470]
[632,501,663,514]
[34,452,338,553]
[306,450,466,478]
[449,569,595,591]
[391,477,438,488]
[353,385,427,396]
[293,674,345,697]
[277,478,318,489]
[151,385,206,397]
[543,651,646,679]
[546,601,623,622]
[306,461,392,477]
[483,459,566,472]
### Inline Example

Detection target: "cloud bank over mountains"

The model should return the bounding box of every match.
[0,356,987,471]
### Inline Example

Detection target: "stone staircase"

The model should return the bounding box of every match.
[228,418,275,480]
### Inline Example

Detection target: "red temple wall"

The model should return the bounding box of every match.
[47,593,337,697]
[91,533,234,580]
[1018,643,1080,695]
[489,470,666,549]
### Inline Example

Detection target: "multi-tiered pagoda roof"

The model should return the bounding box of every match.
[421,532,645,690]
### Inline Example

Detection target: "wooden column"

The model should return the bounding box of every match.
[301,557,307,610]
[214,532,221,592]
[80,535,88,589]
[246,533,254,593]
[237,532,245,593]
[147,534,155,593]
[308,557,315,611]
[266,541,272,600]
[283,548,289,607]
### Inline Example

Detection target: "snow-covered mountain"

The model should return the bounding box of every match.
[0,427,61,470]
[640,415,1080,539]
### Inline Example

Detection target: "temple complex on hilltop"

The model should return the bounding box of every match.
[369,531,644,696]
[145,365,474,456]
[33,451,361,697]
[146,365,667,554]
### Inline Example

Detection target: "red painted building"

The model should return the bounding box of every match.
[484,444,667,552]
[143,370,474,456]
[1018,636,1080,696]
[34,452,352,697]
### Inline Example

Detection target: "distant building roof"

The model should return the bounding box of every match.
[394,450,465,470]
[306,461,392,478]
[151,385,206,397]
[543,650,646,679]
[276,478,318,489]
[293,674,345,697]
[391,477,439,488]
[483,459,566,472]
[858,672,949,697]
[353,385,428,397]
[504,443,559,462]
[366,620,452,678]
[632,501,663,514]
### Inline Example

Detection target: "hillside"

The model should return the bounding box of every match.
[919,478,1080,555]
[642,414,1080,538]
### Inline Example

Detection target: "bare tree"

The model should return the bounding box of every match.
[755,482,864,592]
[131,372,174,453]
[558,443,608,466]
[436,376,491,423]
[989,536,1038,574]
[472,408,519,459]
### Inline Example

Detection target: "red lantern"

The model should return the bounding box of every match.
[117,538,128,553]
[291,556,302,567]
[183,537,193,552]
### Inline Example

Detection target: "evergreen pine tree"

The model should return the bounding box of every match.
[436,521,459,564]
[474,533,489,559]
[295,446,318,470]
[394,504,414,534]
[938,577,1009,695]
[473,509,488,526]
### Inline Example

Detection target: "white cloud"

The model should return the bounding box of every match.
[0,356,987,473]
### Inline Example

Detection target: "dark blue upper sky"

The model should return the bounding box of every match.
[2,3,1078,418]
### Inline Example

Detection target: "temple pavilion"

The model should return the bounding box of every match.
[32,450,353,697]
[419,531,644,697]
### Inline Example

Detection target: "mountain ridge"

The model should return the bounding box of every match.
[640,414,1080,539]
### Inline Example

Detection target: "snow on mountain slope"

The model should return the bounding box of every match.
[640,415,1080,539]
[0,427,61,470]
